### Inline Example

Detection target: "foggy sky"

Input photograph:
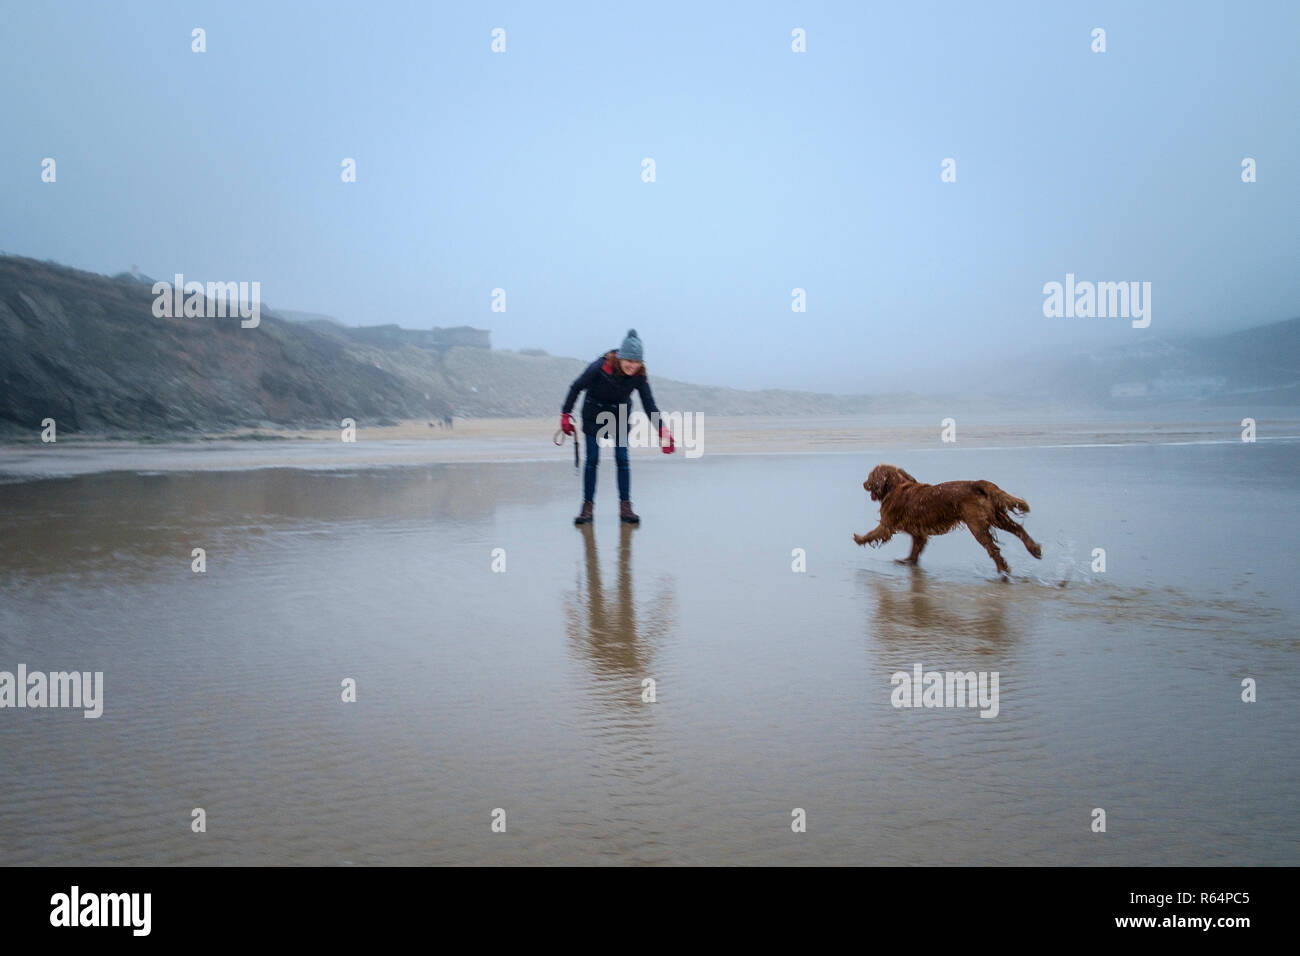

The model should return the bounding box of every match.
[3,1,1297,394]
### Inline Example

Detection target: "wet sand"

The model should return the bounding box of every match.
[1,422,1296,865]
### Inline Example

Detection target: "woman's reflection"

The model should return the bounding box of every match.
[565,524,675,706]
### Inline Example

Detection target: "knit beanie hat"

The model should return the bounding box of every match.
[618,329,643,362]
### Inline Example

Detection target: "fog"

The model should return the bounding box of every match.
[2,1,1297,395]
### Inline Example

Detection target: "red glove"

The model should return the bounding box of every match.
[660,424,675,454]
[561,413,575,436]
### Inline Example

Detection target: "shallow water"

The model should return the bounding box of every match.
[0,440,1296,865]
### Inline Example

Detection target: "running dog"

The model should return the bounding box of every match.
[853,464,1042,575]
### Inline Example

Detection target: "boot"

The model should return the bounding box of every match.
[574,500,593,526]
[619,500,640,524]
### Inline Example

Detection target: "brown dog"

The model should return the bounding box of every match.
[853,464,1042,575]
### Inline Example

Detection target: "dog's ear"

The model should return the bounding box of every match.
[865,465,887,500]
[869,464,914,500]
[877,467,895,498]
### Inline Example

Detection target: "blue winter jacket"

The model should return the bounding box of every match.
[562,352,661,437]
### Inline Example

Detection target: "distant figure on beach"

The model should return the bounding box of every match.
[560,329,674,526]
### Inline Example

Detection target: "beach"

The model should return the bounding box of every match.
[1,416,1296,864]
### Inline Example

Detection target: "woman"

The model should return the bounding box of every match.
[560,329,675,525]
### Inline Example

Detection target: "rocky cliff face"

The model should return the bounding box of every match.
[0,256,875,437]
[0,257,451,436]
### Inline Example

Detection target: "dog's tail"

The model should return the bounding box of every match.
[974,480,1030,516]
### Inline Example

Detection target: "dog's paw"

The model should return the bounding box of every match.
[853,534,868,547]
[1029,542,1043,559]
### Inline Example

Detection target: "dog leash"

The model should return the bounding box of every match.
[553,426,579,469]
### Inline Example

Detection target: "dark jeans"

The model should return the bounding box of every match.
[584,432,629,502]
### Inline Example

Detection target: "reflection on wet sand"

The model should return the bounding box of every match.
[564,524,676,708]
[558,525,681,864]
[862,568,1021,657]
[0,442,1295,865]
[0,463,563,579]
